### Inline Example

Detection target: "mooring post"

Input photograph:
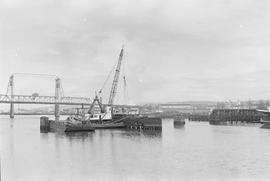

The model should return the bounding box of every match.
[55,78,61,121]
[9,75,14,119]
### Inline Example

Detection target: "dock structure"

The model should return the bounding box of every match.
[188,114,209,122]
[209,109,262,125]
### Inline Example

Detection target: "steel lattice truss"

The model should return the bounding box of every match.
[0,94,92,105]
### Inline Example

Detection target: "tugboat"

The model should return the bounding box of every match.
[40,116,95,132]
[85,99,136,129]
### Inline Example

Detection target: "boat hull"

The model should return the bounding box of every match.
[91,122,125,129]
[40,117,95,132]
[50,121,95,132]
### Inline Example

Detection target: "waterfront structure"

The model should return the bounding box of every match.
[209,109,261,125]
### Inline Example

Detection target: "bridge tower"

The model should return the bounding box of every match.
[9,75,14,118]
[55,78,61,121]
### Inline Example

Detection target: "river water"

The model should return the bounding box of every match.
[1,116,270,181]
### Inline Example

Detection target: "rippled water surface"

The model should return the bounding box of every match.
[1,116,270,181]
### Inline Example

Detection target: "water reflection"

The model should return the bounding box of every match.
[40,127,162,140]
[3,116,270,180]
[40,129,49,133]
[10,118,14,127]
[174,124,185,129]
[119,129,162,138]
[141,130,162,137]
[64,132,93,138]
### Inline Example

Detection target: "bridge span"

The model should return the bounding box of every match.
[0,73,94,119]
[0,94,92,105]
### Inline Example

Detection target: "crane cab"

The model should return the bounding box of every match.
[87,106,112,122]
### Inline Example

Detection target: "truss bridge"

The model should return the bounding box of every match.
[0,73,93,119]
[0,94,92,105]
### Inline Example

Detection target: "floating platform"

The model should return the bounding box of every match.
[40,116,95,132]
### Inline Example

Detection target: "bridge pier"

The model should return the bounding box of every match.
[55,104,60,121]
[9,75,14,119]
[10,103,14,119]
[55,78,61,121]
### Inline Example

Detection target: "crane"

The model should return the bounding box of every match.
[108,46,124,106]
[87,46,124,117]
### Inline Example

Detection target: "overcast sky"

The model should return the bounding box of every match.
[1,0,270,104]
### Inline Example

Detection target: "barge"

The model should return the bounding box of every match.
[89,115,162,130]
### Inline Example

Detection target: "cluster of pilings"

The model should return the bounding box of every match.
[209,109,262,125]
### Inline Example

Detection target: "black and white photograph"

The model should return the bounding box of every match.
[1,0,270,180]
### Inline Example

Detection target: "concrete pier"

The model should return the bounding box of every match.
[55,78,61,121]
[10,103,14,119]
[9,75,14,119]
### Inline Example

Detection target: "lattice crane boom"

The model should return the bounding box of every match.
[108,47,124,105]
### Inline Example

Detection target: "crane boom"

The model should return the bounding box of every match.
[108,47,124,105]
[88,95,104,114]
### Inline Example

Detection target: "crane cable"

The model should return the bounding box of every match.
[122,56,128,105]
[60,84,65,97]
[98,59,118,95]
